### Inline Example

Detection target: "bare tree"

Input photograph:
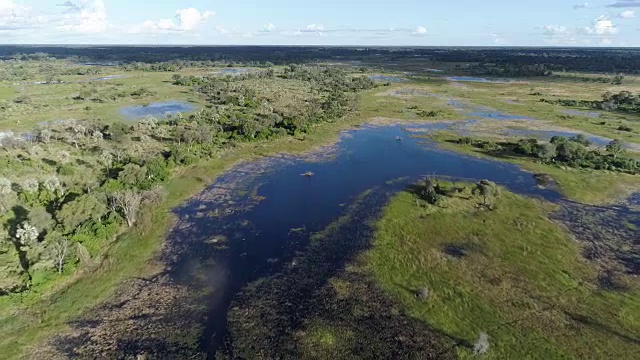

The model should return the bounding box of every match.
[52,237,69,274]
[101,151,114,172]
[111,190,143,227]
[0,177,12,211]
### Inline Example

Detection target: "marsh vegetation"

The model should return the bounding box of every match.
[0,46,639,359]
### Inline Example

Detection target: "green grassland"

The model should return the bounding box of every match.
[364,183,640,359]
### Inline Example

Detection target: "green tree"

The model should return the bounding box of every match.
[57,194,108,232]
[570,134,591,147]
[537,143,557,160]
[550,136,568,145]
[118,163,147,187]
[556,141,587,163]
[472,180,501,207]
[28,206,53,234]
[605,139,625,158]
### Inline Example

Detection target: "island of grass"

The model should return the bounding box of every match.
[428,133,640,205]
[364,180,639,359]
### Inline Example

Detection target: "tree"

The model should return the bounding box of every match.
[15,221,45,271]
[549,136,567,145]
[570,134,591,147]
[606,139,625,158]
[472,180,500,207]
[111,190,143,227]
[0,177,12,212]
[118,163,147,187]
[22,178,39,194]
[57,194,108,231]
[537,143,557,160]
[101,151,114,172]
[28,206,53,234]
[51,236,69,274]
[556,141,587,163]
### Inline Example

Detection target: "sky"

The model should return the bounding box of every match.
[0,0,639,46]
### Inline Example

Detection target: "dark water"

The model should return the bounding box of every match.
[60,122,639,358]
[164,124,567,355]
[119,101,196,119]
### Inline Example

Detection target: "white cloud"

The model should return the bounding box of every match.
[541,25,568,35]
[0,0,47,31]
[302,24,325,32]
[491,33,505,44]
[58,0,108,34]
[413,25,427,35]
[573,2,591,9]
[619,10,636,18]
[584,15,618,35]
[130,7,215,34]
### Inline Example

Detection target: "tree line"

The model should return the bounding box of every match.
[455,135,638,174]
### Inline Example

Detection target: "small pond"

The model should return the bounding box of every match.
[368,75,408,82]
[79,75,127,82]
[216,68,250,75]
[448,76,510,83]
[119,101,196,120]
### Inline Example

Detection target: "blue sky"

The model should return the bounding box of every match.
[1,0,639,46]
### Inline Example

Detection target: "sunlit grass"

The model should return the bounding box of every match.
[365,185,640,359]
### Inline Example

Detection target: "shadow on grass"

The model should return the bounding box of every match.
[566,312,640,345]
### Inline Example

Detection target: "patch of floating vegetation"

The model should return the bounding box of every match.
[119,101,196,119]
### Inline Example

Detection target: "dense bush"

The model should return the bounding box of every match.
[540,91,640,114]
[455,136,639,174]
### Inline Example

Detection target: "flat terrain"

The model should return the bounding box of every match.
[364,183,639,359]
[0,49,639,359]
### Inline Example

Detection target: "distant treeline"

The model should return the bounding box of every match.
[3,46,640,74]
